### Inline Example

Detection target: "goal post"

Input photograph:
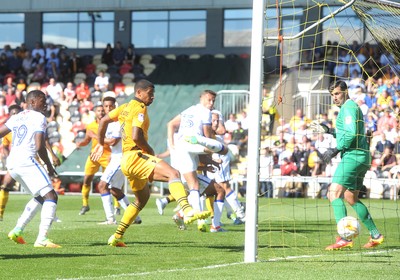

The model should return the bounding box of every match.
[244,0,265,263]
[244,0,400,263]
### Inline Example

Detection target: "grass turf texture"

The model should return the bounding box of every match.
[0,194,399,279]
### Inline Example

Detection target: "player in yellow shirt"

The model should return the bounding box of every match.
[91,79,211,247]
[76,104,112,215]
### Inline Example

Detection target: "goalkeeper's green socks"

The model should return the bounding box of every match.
[351,201,381,239]
[332,198,347,223]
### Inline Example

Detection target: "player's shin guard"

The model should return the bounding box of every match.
[205,196,215,216]
[38,200,57,241]
[0,189,9,218]
[225,190,241,212]
[332,198,347,223]
[101,193,114,221]
[115,202,141,239]
[212,200,224,227]
[169,179,192,215]
[81,184,90,206]
[352,201,381,238]
[15,197,42,230]
[188,190,201,212]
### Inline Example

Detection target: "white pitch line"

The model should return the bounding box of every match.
[58,249,400,280]
[266,248,400,262]
[57,262,245,280]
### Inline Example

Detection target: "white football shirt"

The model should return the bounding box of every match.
[177,103,211,138]
[5,110,47,168]
[106,121,122,157]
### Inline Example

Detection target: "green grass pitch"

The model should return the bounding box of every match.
[1,194,399,279]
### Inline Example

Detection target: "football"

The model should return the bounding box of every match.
[337,216,360,240]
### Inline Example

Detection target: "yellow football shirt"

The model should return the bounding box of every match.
[86,120,112,155]
[109,98,149,153]
[2,132,12,147]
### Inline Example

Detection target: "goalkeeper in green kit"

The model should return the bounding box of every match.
[312,81,384,250]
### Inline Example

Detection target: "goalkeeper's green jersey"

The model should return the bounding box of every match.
[335,99,369,152]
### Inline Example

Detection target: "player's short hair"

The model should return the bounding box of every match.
[103,96,116,104]
[26,90,45,102]
[329,80,348,93]
[135,79,155,93]
[8,104,22,113]
[201,90,217,97]
[93,102,103,110]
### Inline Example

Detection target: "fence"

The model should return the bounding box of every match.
[215,90,250,120]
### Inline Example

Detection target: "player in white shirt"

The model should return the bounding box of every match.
[1,90,60,248]
[207,110,245,224]
[95,96,141,225]
[156,132,226,232]
[167,90,228,226]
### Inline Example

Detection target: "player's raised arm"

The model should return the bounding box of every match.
[167,114,180,150]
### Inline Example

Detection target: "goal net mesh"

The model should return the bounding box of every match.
[257,0,400,262]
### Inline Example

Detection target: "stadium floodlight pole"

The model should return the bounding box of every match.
[244,0,265,263]
[267,0,356,41]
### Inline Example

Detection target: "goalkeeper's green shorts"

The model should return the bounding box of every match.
[332,150,371,191]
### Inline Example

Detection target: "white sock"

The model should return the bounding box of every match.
[199,195,205,211]
[161,197,169,204]
[37,200,57,241]
[118,195,130,210]
[195,135,224,153]
[188,190,201,212]
[225,190,241,212]
[224,200,232,215]
[212,200,225,227]
[101,193,114,221]
[15,198,42,231]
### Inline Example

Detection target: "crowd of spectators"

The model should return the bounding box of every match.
[231,40,400,199]
[253,72,400,199]
[0,40,399,200]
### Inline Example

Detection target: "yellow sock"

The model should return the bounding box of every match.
[115,202,141,239]
[0,189,9,218]
[113,196,120,208]
[167,194,175,203]
[81,184,90,206]
[169,180,192,215]
[205,196,215,217]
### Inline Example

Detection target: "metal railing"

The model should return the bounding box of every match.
[216,90,250,120]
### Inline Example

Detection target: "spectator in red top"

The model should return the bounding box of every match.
[75,81,90,101]
[280,157,298,176]
[0,95,9,125]
[5,88,16,106]
[377,109,397,134]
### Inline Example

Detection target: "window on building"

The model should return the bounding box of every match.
[223,9,252,47]
[264,8,302,67]
[42,12,114,49]
[0,13,25,48]
[131,10,206,48]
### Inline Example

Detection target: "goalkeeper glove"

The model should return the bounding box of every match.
[309,121,332,134]
[322,148,340,164]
